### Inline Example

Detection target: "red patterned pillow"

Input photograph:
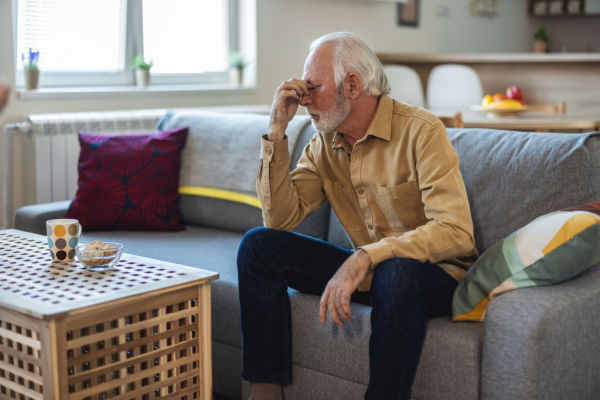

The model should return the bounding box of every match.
[67,127,189,231]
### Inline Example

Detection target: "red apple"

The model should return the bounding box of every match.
[506,86,525,105]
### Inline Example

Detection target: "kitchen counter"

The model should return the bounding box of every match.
[378,52,600,113]
[378,52,600,64]
[460,110,600,133]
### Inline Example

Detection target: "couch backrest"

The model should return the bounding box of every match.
[324,129,600,252]
[160,108,600,255]
[157,111,330,239]
[449,129,600,253]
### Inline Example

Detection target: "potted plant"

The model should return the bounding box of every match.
[22,48,40,90]
[133,55,153,87]
[533,25,549,53]
[229,52,247,86]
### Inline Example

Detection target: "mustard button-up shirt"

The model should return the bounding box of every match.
[257,95,478,291]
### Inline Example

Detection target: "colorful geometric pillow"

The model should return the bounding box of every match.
[66,128,188,231]
[452,201,600,322]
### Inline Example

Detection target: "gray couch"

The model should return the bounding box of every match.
[15,110,600,400]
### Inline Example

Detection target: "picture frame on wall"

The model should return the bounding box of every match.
[397,0,419,27]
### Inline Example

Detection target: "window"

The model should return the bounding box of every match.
[15,0,238,88]
[142,1,228,74]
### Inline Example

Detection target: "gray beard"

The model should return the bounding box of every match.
[309,88,351,133]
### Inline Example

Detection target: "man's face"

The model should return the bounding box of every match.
[301,44,351,133]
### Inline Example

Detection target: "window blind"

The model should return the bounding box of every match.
[17,0,126,72]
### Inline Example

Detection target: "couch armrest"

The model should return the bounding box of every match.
[14,200,71,235]
[481,263,600,400]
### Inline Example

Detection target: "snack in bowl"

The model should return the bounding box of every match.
[76,241,123,270]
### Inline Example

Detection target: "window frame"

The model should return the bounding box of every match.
[13,0,238,89]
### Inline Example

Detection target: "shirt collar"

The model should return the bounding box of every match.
[331,95,393,151]
[364,95,393,142]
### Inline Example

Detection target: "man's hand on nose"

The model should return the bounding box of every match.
[268,79,310,141]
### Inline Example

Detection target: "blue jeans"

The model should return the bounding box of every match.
[237,227,458,400]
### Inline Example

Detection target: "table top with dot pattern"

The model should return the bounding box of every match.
[0,229,218,319]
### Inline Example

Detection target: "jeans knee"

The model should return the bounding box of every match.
[371,258,426,304]
[239,226,271,251]
[237,227,271,269]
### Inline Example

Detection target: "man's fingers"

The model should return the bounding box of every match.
[282,89,300,100]
[282,79,309,96]
[319,288,329,323]
[340,292,352,322]
[328,287,344,327]
[335,290,351,322]
[328,300,344,327]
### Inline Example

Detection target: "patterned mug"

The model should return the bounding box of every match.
[46,219,82,262]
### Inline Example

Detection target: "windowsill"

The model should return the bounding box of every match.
[15,83,257,100]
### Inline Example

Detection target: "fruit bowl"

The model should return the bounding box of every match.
[470,105,529,118]
[76,242,123,271]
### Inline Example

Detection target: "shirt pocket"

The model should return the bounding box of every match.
[373,180,427,235]
[323,179,364,232]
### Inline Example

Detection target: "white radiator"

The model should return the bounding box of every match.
[2,109,167,227]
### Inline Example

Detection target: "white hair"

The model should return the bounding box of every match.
[309,32,390,96]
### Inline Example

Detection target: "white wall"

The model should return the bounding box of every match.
[1,0,598,226]
[0,0,536,126]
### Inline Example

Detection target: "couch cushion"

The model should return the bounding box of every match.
[447,129,600,254]
[453,201,600,322]
[289,290,483,399]
[67,128,188,231]
[82,226,240,281]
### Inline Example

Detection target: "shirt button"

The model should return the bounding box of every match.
[367,224,373,230]
[358,188,365,195]
[265,147,272,155]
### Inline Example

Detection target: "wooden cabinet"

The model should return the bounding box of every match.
[529,0,600,16]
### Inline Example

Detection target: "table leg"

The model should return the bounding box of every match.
[197,283,213,400]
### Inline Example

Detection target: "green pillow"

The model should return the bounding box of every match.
[452,201,600,322]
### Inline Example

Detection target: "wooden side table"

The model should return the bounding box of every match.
[0,229,218,400]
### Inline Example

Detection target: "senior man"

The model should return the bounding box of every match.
[237,32,478,400]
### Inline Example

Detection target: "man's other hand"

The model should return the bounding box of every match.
[319,249,371,327]
[268,79,309,141]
